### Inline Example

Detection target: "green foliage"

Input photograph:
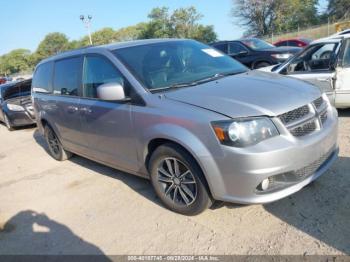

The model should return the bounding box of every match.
[0,49,31,75]
[138,6,217,43]
[34,33,70,63]
[232,0,320,36]
[327,0,350,20]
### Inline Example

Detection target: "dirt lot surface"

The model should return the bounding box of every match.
[0,110,349,256]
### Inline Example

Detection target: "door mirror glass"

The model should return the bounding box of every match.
[97,82,126,101]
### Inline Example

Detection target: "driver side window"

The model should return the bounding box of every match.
[83,55,128,99]
[286,43,338,74]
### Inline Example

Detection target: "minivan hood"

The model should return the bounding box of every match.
[165,70,320,118]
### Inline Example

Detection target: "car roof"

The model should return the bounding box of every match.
[37,38,188,66]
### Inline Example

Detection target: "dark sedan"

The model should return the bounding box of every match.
[0,79,36,130]
[211,38,301,69]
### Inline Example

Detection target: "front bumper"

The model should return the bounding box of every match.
[203,106,338,204]
[6,110,36,127]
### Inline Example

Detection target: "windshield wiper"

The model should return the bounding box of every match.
[150,71,245,93]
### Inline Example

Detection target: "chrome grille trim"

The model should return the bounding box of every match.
[279,105,310,125]
[290,120,317,137]
[278,96,328,137]
[313,97,324,109]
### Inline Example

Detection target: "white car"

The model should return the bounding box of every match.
[260,34,350,108]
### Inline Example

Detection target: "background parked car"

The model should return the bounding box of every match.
[0,79,36,130]
[274,38,312,47]
[0,77,7,85]
[259,34,350,108]
[210,38,301,69]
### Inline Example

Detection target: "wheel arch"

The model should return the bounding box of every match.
[141,124,224,200]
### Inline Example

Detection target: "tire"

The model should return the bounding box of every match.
[4,114,14,131]
[149,143,212,215]
[44,125,72,161]
[254,62,271,69]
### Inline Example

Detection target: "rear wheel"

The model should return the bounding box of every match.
[4,114,14,131]
[149,144,212,215]
[254,61,271,69]
[44,125,72,161]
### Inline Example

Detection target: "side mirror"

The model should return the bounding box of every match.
[97,82,126,101]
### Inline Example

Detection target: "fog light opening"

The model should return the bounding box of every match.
[258,178,270,191]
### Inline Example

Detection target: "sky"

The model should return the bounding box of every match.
[0,0,242,55]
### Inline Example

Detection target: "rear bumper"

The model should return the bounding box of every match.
[201,107,338,204]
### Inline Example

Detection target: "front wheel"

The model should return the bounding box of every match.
[44,125,72,161]
[149,144,212,215]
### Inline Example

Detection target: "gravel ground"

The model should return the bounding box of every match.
[0,110,349,256]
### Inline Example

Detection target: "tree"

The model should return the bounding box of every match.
[327,0,350,20]
[33,32,69,64]
[232,0,276,37]
[0,49,31,75]
[232,0,319,36]
[139,6,217,43]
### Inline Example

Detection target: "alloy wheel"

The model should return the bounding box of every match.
[157,157,197,206]
[47,128,60,156]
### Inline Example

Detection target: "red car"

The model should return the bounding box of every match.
[274,38,312,48]
[0,78,7,85]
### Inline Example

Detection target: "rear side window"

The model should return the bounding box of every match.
[53,57,81,96]
[32,62,53,93]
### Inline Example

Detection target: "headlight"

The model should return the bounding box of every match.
[7,104,25,111]
[271,53,292,60]
[212,117,279,147]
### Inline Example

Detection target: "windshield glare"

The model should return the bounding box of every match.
[113,40,247,91]
[241,39,275,51]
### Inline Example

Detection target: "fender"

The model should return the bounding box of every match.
[140,123,226,200]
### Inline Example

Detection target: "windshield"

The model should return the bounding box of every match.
[113,40,247,91]
[241,39,275,50]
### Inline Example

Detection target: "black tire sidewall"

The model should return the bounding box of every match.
[44,125,64,161]
[149,144,212,216]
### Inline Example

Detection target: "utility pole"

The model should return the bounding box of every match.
[80,15,93,45]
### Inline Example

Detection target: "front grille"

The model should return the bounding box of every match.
[313,97,324,109]
[295,149,333,179]
[320,110,328,124]
[279,105,309,125]
[290,120,317,137]
[278,96,328,138]
[256,148,335,194]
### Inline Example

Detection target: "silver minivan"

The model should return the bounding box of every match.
[32,39,338,215]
